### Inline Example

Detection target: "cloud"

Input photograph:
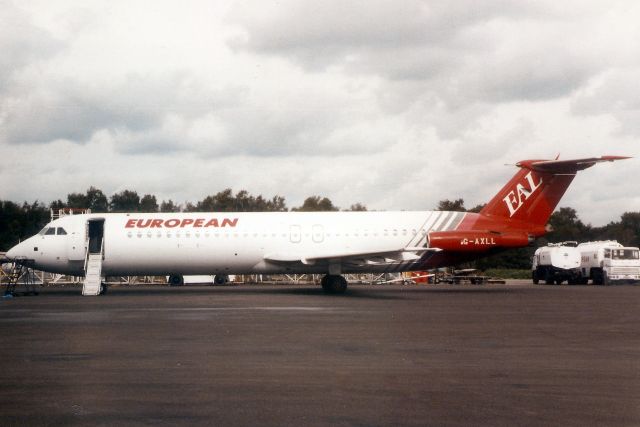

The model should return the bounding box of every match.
[0,0,638,227]
[0,1,64,94]
[572,68,640,136]
[229,0,595,102]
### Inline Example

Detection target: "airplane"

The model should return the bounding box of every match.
[4,156,630,295]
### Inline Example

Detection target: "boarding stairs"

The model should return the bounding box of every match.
[83,244,104,296]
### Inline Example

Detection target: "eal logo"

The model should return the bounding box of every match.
[502,171,543,217]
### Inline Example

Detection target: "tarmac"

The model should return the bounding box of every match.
[1,282,639,426]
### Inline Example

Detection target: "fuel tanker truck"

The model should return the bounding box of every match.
[532,242,581,285]
[577,241,640,285]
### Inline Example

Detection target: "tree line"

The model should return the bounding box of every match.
[1,190,637,272]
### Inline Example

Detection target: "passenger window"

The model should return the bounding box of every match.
[57,228,67,235]
[45,228,56,235]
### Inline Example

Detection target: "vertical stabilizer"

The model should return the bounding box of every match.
[479,156,630,228]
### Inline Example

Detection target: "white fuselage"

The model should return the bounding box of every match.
[8,211,467,276]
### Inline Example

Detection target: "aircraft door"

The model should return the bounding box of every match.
[88,219,105,254]
[66,217,86,261]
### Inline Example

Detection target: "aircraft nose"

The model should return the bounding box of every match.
[6,242,25,260]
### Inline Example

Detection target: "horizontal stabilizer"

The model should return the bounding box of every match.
[517,156,631,174]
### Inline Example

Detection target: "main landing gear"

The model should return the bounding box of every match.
[214,275,228,285]
[321,275,348,294]
[168,274,184,286]
[168,274,228,286]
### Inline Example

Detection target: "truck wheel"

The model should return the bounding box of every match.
[532,271,539,285]
[544,271,553,285]
[593,270,603,286]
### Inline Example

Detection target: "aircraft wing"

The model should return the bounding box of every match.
[264,246,441,267]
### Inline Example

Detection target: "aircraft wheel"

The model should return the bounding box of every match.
[321,275,347,294]
[168,274,184,286]
[214,275,228,285]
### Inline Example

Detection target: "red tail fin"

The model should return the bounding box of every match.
[479,156,630,228]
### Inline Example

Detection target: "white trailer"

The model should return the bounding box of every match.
[577,241,640,285]
[532,243,582,285]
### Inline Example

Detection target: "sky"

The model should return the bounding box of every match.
[1,0,638,225]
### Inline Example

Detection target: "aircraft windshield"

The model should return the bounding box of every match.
[37,226,67,236]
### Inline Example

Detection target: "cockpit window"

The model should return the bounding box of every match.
[38,227,49,235]
[45,228,56,235]
[57,228,67,235]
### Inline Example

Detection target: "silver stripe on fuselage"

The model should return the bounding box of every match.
[406,211,437,248]
[441,211,460,231]
[395,211,467,273]
[383,211,439,274]
[431,211,452,231]
[392,211,451,273]
[411,210,445,248]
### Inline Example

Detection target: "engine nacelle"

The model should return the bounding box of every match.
[428,231,532,252]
